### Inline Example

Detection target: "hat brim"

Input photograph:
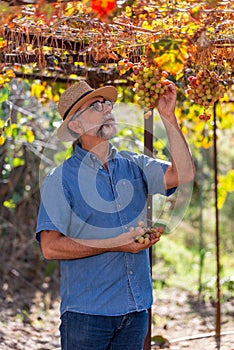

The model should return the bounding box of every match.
[57,86,118,142]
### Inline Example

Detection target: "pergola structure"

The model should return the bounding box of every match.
[0,1,233,349]
[1,0,233,85]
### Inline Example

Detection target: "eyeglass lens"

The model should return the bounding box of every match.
[73,99,113,119]
[92,100,113,112]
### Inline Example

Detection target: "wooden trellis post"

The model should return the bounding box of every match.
[143,110,153,350]
[213,102,221,340]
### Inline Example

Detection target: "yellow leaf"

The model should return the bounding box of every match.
[0,119,5,128]
[0,76,5,85]
[218,170,234,209]
[125,6,132,17]
[26,130,35,143]
[13,157,25,167]
[0,135,5,145]
[5,69,15,78]
[3,199,16,209]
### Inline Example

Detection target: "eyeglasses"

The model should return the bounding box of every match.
[73,99,113,119]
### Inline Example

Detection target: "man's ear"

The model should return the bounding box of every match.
[68,119,83,134]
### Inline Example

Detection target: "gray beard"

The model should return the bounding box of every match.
[96,123,118,139]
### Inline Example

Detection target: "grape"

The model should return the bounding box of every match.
[137,236,145,244]
[144,237,150,244]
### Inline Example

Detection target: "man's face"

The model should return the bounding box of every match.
[70,96,118,140]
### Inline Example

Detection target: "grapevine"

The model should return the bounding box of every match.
[186,70,225,120]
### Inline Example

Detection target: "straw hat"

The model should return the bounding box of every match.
[57,81,118,141]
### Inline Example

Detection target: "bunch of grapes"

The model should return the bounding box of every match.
[186,70,225,120]
[130,220,164,244]
[134,227,164,244]
[131,62,170,118]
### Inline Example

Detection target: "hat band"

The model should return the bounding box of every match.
[63,89,94,120]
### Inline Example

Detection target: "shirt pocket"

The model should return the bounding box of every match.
[122,177,147,212]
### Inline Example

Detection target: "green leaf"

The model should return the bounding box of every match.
[0,86,9,103]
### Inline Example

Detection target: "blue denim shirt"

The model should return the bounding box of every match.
[36,143,175,316]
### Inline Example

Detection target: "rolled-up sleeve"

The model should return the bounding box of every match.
[133,154,177,196]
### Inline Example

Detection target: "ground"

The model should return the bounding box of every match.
[0,287,233,350]
[151,288,234,350]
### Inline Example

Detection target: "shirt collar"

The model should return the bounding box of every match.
[73,142,117,167]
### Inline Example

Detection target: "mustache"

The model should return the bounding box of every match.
[102,114,116,124]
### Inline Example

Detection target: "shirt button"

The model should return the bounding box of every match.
[129,271,133,275]
[99,166,103,170]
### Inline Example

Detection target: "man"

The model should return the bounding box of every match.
[36,80,195,350]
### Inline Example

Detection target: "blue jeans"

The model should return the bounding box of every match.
[60,310,148,350]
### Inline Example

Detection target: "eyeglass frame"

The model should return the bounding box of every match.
[71,99,114,120]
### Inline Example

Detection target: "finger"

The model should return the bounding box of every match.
[135,237,161,246]
[152,238,161,244]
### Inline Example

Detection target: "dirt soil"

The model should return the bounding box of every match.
[151,288,234,350]
[0,285,233,350]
